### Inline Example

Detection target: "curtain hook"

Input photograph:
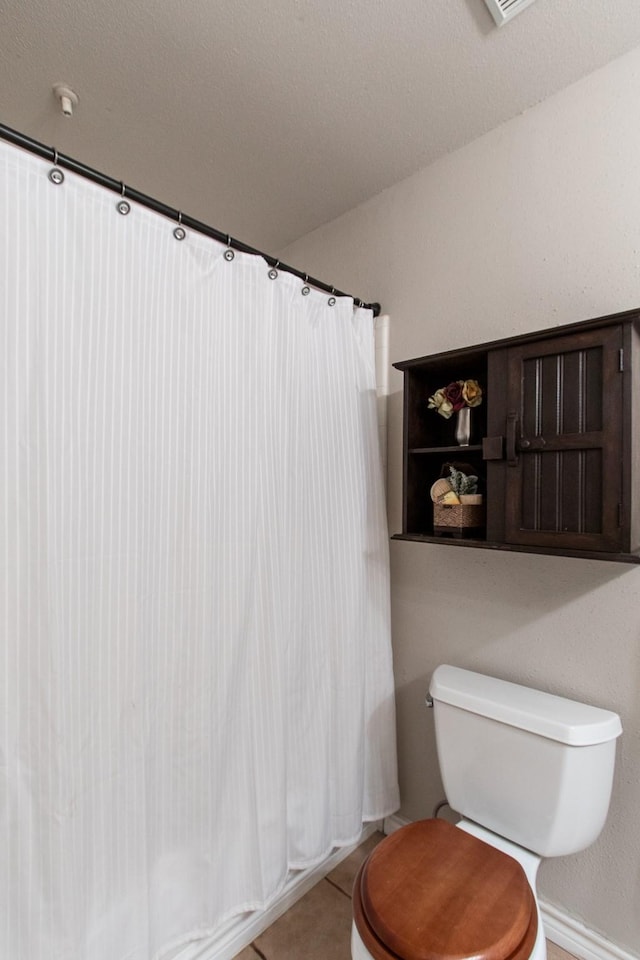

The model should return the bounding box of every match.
[224,235,235,261]
[48,146,64,184]
[301,274,311,297]
[173,211,186,241]
[268,259,279,280]
[328,287,337,307]
[117,181,130,216]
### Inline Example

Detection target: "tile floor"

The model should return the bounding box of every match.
[234,832,579,960]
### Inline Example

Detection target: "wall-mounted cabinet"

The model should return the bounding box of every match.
[393,307,640,563]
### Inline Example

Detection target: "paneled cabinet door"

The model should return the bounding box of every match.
[503,325,624,552]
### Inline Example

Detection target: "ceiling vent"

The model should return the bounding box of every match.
[483,0,537,26]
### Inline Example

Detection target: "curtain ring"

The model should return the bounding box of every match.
[48,147,64,184]
[301,275,311,297]
[268,259,279,280]
[173,211,186,241]
[117,182,130,215]
[328,287,337,307]
[224,235,235,261]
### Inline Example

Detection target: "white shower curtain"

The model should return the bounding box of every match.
[0,139,399,960]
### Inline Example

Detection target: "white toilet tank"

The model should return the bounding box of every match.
[429,665,622,858]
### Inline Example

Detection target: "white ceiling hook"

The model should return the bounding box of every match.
[53,83,79,118]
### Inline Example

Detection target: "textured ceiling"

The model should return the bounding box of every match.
[2,0,640,252]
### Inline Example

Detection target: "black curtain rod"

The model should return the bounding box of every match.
[0,121,381,318]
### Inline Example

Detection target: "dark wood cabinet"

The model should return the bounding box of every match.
[393,308,640,563]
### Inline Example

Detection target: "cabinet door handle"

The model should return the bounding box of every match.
[506,412,518,466]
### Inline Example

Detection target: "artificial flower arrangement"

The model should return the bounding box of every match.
[427,379,483,419]
[431,465,485,539]
[431,466,480,506]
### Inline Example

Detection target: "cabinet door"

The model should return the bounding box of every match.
[504,326,623,552]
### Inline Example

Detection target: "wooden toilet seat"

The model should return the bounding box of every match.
[353,819,538,960]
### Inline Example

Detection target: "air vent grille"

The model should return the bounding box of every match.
[483,0,537,26]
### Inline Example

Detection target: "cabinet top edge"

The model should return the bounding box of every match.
[393,307,640,371]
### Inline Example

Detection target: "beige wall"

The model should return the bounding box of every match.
[280,46,640,954]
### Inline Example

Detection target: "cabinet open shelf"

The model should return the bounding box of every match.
[410,444,483,454]
[391,532,640,564]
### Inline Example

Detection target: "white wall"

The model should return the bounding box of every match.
[280,46,640,955]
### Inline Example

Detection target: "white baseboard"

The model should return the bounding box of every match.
[539,899,637,960]
[168,822,381,960]
[382,814,637,960]
[383,812,411,834]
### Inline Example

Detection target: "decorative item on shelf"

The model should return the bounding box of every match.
[427,379,483,446]
[431,464,485,539]
[455,407,472,446]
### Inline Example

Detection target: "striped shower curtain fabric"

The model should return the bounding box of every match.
[0,140,399,960]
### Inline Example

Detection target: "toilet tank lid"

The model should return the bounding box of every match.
[429,665,622,746]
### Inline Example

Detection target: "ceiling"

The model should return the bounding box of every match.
[2,0,640,252]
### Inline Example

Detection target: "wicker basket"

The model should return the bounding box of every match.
[433,501,485,538]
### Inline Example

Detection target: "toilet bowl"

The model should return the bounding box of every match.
[351,665,622,960]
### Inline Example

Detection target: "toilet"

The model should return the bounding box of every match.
[352,664,622,960]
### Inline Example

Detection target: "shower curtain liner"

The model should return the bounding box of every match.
[0,139,399,960]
